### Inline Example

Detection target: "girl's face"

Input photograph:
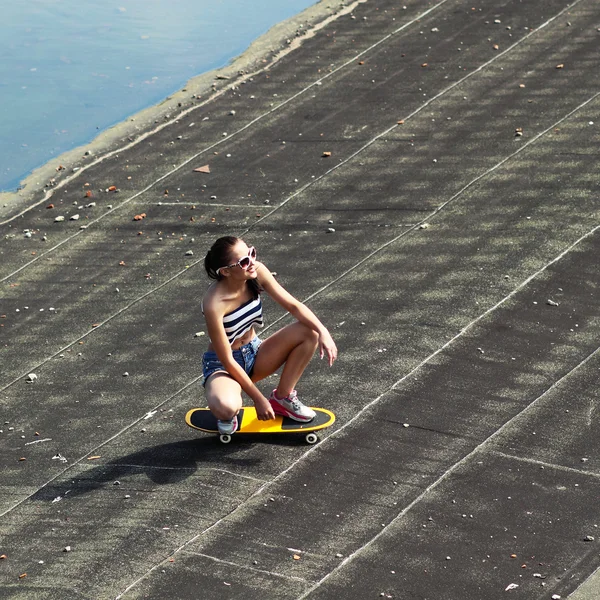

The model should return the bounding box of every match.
[221,240,258,280]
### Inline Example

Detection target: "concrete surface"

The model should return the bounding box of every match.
[2,0,600,598]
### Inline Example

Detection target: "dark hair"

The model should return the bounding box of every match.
[204,236,261,299]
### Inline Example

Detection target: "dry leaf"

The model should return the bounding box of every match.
[119,261,126,266]
[19,573,27,579]
[193,165,211,173]
[555,63,564,69]
[397,120,405,125]
[322,151,332,157]
[46,204,54,209]
[87,456,101,460]
[108,185,117,192]
[293,554,301,560]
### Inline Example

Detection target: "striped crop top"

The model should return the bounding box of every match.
[222,296,264,345]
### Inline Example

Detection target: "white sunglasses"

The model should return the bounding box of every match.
[216,247,256,275]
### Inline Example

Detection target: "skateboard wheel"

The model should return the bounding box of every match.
[219,434,232,444]
[305,432,319,444]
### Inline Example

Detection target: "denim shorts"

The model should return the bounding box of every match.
[202,336,262,386]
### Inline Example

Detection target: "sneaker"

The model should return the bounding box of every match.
[269,389,316,422]
[217,414,238,435]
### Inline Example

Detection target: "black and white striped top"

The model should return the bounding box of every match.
[223,296,264,344]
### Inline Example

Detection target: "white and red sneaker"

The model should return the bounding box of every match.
[269,389,316,422]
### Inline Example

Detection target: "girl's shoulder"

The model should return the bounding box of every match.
[201,283,223,315]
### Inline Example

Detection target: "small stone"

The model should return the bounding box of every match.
[124,495,131,499]
[229,110,236,115]
[546,299,559,306]
[26,373,38,382]
[194,332,205,337]
[584,535,595,542]
[326,227,335,233]
[185,250,194,256]
[24,231,32,238]
[54,216,65,222]
[63,546,71,552]
[123,372,129,377]
[70,214,80,221]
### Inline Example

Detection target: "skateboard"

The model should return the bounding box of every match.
[185,406,335,444]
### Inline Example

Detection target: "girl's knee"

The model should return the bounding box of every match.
[300,323,319,347]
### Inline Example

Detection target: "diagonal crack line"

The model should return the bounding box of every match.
[0,375,203,519]
[114,188,600,597]
[181,551,314,584]
[1,0,587,388]
[262,87,600,331]
[296,340,600,599]
[0,0,447,250]
[0,0,371,229]
[244,0,587,232]
[490,451,600,480]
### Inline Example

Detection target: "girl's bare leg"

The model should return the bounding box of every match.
[251,322,319,397]
[205,373,243,420]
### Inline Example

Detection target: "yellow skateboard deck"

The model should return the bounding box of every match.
[185,406,335,444]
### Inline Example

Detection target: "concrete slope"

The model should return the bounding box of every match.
[2,0,600,598]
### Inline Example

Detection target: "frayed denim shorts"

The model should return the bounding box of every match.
[202,336,262,387]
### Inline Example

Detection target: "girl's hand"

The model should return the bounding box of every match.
[319,330,338,367]
[254,396,276,421]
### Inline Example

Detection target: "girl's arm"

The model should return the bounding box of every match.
[203,301,275,419]
[257,263,338,366]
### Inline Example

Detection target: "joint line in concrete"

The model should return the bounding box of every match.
[181,550,313,584]
[0,375,203,519]
[489,450,600,480]
[295,342,600,599]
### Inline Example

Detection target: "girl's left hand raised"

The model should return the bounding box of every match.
[318,330,338,367]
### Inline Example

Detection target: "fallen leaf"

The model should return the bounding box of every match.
[19,457,26,461]
[46,204,54,209]
[293,554,301,560]
[108,185,117,192]
[193,165,211,173]
[87,456,101,460]
[322,151,332,157]
[397,120,405,124]
[92,323,100,328]
[556,63,564,69]
[421,63,428,67]
[493,44,499,50]
[119,261,126,266]
[358,60,365,65]
[19,573,27,579]
[85,190,93,198]
[0,554,6,559]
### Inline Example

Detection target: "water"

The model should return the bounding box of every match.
[1,0,317,192]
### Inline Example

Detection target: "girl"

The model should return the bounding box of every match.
[202,236,337,435]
